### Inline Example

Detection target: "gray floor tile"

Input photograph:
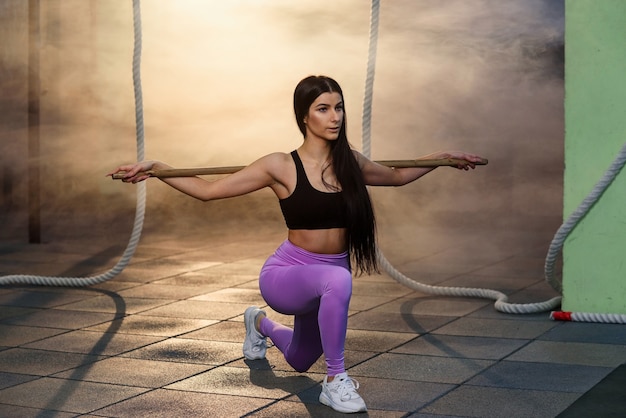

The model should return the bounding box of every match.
[190,287,267,305]
[121,338,243,365]
[84,315,216,337]
[353,376,455,413]
[114,268,177,283]
[0,403,77,418]
[1,309,117,330]
[421,385,580,418]
[52,356,210,387]
[392,334,529,360]
[0,348,102,375]
[152,269,254,288]
[196,258,267,276]
[539,321,626,345]
[115,260,220,283]
[438,274,542,293]
[371,296,490,317]
[346,329,418,352]
[88,280,144,293]
[137,299,252,320]
[506,340,626,367]
[379,269,456,286]
[0,290,91,309]
[181,320,246,343]
[248,399,407,417]
[0,377,148,414]
[432,317,558,339]
[470,256,546,278]
[93,388,272,418]
[507,281,561,304]
[352,281,415,298]
[261,347,379,375]
[393,257,486,277]
[348,311,455,334]
[0,306,39,320]
[167,365,320,399]
[117,282,211,299]
[467,360,613,392]
[53,295,175,314]
[0,372,39,390]
[348,294,399,311]
[351,353,494,384]
[22,329,165,356]
[0,324,66,346]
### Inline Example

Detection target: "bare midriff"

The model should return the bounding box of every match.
[287,228,348,255]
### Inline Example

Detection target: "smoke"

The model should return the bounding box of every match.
[368,0,564,233]
[0,0,563,246]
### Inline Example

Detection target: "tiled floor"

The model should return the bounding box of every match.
[1,217,624,417]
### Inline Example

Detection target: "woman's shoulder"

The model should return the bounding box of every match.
[251,152,295,175]
[351,149,369,169]
[253,152,296,193]
[259,151,293,166]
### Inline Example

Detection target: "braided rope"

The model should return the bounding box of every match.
[361,0,626,318]
[551,311,626,324]
[546,142,626,322]
[376,250,562,314]
[544,141,626,294]
[0,0,146,287]
[361,0,379,160]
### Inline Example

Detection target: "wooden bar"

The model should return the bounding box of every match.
[111,158,487,180]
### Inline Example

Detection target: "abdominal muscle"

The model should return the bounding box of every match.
[287,228,348,255]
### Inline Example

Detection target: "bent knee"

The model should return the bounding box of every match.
[287,357,317,373]
[324,268,352,297]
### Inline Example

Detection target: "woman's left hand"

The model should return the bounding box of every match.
[439,151,486,170]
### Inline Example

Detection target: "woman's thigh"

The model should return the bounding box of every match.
[259,263,351,315]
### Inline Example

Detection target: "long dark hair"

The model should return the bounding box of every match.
[293,75,378,275]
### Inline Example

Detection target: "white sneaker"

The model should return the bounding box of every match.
[319,372,367,413]
[243,306,267,360]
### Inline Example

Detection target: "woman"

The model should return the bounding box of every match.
[109,75,483,414]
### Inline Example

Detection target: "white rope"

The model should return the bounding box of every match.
[0,0,146,287]
[361,0,379,160]
[544,141,626,294]
[361,0,626,319]
[551,311,626,323]
[377,250,563,314]
[546,142,626,322]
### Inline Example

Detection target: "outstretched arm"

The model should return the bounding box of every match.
[355,150,485,186]
[107,153,288,201]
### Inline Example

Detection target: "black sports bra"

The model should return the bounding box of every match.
[279,151,348,230]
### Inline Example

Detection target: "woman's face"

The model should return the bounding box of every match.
[304,92,344,142]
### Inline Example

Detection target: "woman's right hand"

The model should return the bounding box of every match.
[107,160,157,183]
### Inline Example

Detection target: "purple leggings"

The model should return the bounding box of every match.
[258,240,352,376]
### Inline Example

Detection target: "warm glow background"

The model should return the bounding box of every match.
[1,0,564,252]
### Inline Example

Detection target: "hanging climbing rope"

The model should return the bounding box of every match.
[0,0,146,287]
[361,0,626,323]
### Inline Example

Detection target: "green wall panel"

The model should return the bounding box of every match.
[564,0,626,314]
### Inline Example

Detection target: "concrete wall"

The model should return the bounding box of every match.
[564,0,626,314]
